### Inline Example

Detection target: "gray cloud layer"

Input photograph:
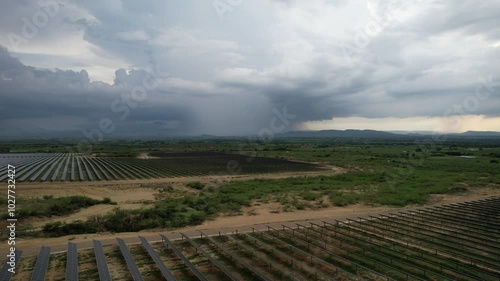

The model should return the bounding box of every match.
[1,0,500,138]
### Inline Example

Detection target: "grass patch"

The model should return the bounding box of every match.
[2,196,116,220]
[329,192,361,206]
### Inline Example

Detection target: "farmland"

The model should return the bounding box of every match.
[3,197,499,281]
[0,152,320,182]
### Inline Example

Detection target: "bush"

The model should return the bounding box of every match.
[187,182,205,190]
[447,186,468,193]
[101,197,117,205]
[368,187,427,207]
[491,159,499,164]
[329,192,360,206]
[301,191,321,201]
[8,196,116,220]
[43,220,98,237]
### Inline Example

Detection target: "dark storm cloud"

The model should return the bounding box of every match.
[1,0,500,137]
[211,0,500,124]
[0,46,195,137]
[0,46,271,137]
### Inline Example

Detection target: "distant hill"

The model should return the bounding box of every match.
[278,129,500,139]
[2,129,500,141]
[279,129,399,138]
[458,131,500,137]
[388,130,435,135]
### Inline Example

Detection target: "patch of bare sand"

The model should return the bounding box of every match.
[137,152,159,159]
[12,184,157,203]
[427,187,500,205]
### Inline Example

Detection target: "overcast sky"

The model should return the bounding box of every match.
[1,0,500,138]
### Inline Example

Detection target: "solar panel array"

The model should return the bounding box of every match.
[0,152,320,182]
[179,233,240,281]
[199,231,273,281]
[160,234,208,281]
[65,242,78,281]
[138,236,177,281]
[30,246,51,281]
[0,250,22,281]
[6,197,500,280]
[93,240,112,281]
[116,238,144,281]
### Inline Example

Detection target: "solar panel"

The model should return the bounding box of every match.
[138,236,177,281]
[116,238,144,281]
[93,240,112,281]
[30,157,58,181]
[61,155,71,181]
[18,157,53,181]
[40,156,62,181]
[30,246,51,281]
[199,231,273,281]
[83,157,101,180]
[70,156,75,181]
[79,157,91,181]
[51,156,65,181]
[76,157,84,181]
[223,233,300,281]
[180,233,240,281]
[160,234,208,281]
[65,242,78,281]
[0,250,22,281]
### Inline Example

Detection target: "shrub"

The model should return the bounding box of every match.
[101,197,117,205]
[329,192,360,206]
[187,182,205,190]
[9,196,116,220]
[301,191,321,201]
[43,220,98,237]
[447,186,468,193]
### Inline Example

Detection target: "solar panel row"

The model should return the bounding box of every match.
[0,250,22,281]
[93,240,112,281]
[116,238,144,281]
[160,234,208,281]
[138,236,177,281]
[199,231,273,281]
[30,246,51,281]
[65,242,78,281]
[180,233,240,281]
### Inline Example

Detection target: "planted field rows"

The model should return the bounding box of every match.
[3,197,499,281]
[0,152,320,182]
